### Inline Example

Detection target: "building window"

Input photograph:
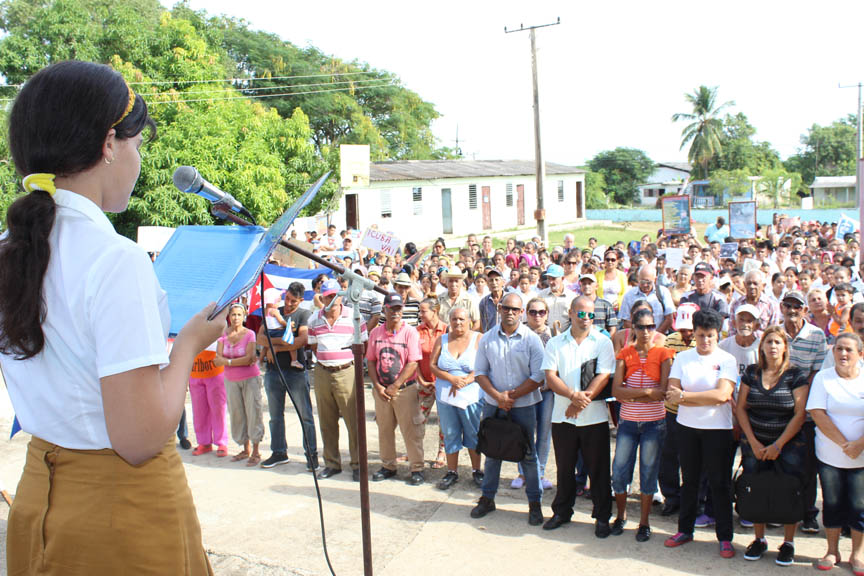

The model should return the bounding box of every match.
[468,184,478,209]
[557,180,564,202]
[412,187,422,215]
[381,189,392,218]
[506,183,513,207]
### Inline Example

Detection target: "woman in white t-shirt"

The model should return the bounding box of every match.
[663,309,739,559]
[807,332,864,572]
[0,62,226,575]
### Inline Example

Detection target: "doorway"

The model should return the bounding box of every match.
[482,186,492,230]
[441,188,453,234]
[516,184,525,225]
[345,194,358,229]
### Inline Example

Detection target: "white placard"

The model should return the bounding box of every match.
[664,248,684,270]
[362,228,400,257]
[743,258,763,273]
[136,226,176,253]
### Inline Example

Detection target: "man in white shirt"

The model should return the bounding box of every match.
[541,296,616,537]
[537,264,576,334]
[718,304,761,378]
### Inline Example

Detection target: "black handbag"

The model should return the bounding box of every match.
[734,461,807,524]
[476,408,530,462]
[580,357,612,400]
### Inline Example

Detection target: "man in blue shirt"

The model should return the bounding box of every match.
[470,293,546,526]
[704,216,730,244]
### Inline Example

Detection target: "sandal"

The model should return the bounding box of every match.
[817,553,841,571]
[216,445,228,457]
[852,560,864,576]
[192,445,212,456]
[432,450,447,469]
[246,454,261,467]
[231,451,250,462]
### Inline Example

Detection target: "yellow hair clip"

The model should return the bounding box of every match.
[110,81,136,128]
[22,173,57,195]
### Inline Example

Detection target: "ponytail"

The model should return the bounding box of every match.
[0,190,56,359]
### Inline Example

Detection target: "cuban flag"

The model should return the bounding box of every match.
[249,264,335,316]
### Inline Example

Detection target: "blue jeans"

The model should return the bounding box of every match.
[438,400,483,454]
[264,364,317,460]
[818,460,864,532]
[518,389,554,478]
[611,418,666,495]
[480,401,542,502]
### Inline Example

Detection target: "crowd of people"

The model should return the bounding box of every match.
[182,214,864,569]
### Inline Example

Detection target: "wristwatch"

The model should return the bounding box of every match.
[229,359,232,366]
[678,390,684,402]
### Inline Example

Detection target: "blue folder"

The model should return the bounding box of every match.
[153,172,329,335]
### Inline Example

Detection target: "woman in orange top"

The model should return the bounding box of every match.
[610,307,675,542]
[417,297,448,467]
[189,344,228,456]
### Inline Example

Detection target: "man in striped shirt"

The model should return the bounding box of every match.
[308,279,368,482]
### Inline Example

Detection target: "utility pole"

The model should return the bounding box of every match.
[839,82,863,263]
[505,18,560,246]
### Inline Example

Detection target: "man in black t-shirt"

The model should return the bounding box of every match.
[681,262,729,319]
[257,281,318,470]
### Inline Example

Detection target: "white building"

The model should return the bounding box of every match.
[636,162,691,206]
[810,176,857,206]
[330,160,586,242]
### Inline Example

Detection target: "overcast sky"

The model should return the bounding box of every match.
[174,0,863,167]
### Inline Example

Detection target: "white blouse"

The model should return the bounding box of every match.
[1,188,170,449]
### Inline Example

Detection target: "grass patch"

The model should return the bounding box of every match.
[492,222,709,250]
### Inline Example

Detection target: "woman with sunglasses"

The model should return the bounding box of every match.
[596,249,627,311]
[562,250,582,291]
[610,308,675,541]
[613,299,666,354]
[510,298,555,489]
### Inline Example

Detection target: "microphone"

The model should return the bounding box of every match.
[172,166,252,219]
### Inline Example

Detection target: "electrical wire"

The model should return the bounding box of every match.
[259,270,337,576]
[139,77,391,98]
[147,82,395,105]
[0,70,380,89]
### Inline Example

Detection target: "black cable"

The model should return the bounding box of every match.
[259,270,336,576]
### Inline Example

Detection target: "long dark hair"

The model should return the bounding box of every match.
[0,61,156,359]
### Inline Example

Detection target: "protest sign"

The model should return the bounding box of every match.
[661,195,691,235]
[728,201,756,239]
[362,228,401,257]
[837,214,860,238]
[720,242,739,260]
[743,258,762,273]
[664,248,684,270]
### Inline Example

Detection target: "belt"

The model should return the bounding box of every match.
[317,361,354,373]
[400,380,416,389]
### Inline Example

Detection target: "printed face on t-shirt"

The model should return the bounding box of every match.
[378,347,402,386]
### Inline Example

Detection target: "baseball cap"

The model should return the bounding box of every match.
[718,276,733,288]
[394,272,412,286]
[367,266,382,279]
[352,265,367,276]
[782,290,806,306]
[693,262,713,276]
[321,279,340,297]
[545,264,565,278]
[383,292,404,308]
[735,303,760,319]
[673,303,700,331]
[484,266,503,278]
[579,273,597,283]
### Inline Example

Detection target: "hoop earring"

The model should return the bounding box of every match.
[104,155,114,166]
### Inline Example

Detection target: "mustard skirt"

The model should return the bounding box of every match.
[7,436,213,576]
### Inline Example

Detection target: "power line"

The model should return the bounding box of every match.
[147,82,395,104]
[0,81,396,104]
[141,77,389,98]
[0,70,382,89]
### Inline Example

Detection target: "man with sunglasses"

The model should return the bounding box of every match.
[541,296,616,537]
[781,289,828,534]
[471,293,546,525]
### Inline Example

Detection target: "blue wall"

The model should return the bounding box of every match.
[586,208,856,226]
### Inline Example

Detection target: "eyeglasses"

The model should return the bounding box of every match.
[565,261,579,265]
[604,258,617,262]
[634,324,656,331]
[576,311,596,319]
[527,309,547,317]
[500,305,522,314]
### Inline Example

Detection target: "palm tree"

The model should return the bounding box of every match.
[672,86,734,180]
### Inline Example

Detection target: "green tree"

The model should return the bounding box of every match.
[587,148,654,205]
[707,168,752,202]
[709,113,781,174]
[756,167,802,209]
[672,85,734,179]
[584,170,609,208]
[784,114,857,185]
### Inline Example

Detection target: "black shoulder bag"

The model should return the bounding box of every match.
[580,357,612,400]
[476,408,530,462]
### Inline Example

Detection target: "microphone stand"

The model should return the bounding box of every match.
[212,202,379,576]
